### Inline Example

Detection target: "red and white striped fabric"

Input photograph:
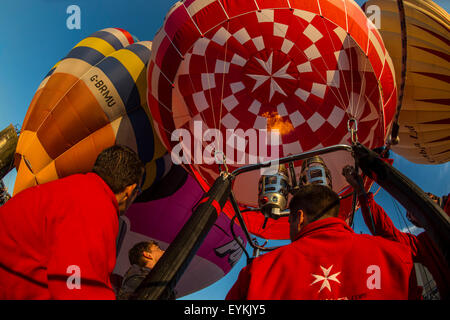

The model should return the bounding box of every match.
[147,0,397,239]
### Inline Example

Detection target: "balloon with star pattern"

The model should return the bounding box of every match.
[148,0,397,239]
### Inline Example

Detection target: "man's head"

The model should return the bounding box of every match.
[92,145,145,214]
[288,184,340,242]
[128,241,165,269]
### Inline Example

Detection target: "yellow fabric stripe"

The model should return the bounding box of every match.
[110,48,148,114]
[74,37,116,57]
[109,49,144,82]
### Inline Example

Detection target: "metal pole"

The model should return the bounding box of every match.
[134,173,233,300]
[231,144,352,177]
[229,192,280,253]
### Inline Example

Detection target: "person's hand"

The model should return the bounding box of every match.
[342,165,363,195]
[426,192,439,204]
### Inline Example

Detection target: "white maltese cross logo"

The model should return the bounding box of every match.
[311,265,341,293]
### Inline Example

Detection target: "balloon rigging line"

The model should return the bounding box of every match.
[218,21,230,136]
[253,0,260,11]
[316,0,323,17]
[348,37,356,117]
[153,7,388,171]
[343,0,349,32]
[203,53,218,131]
[391,195,411,234]
[182,1,204,38]
[390,194,433,294]
[164,29,184,60]
[230,214,251,264]
[315,17,353,114]
[217,0,230,20]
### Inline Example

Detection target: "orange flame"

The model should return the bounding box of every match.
[262,111,294,136]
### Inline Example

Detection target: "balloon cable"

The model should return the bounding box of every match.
[391,196,432,297]
[230,214,251,265]
[352,149,376,233]
[229,191,280,265]
[384,0,408,155]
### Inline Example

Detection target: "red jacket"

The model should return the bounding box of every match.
[226,217,419,300]
[360,193,450,299]
[444,194,450,216]
[0,173,118,299]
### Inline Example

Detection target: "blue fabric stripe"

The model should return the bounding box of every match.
[89,30,124,51]
[64,46,105,66]
[127,107,155,163]
[124,43,152,66]
[96,56,140,110]
[96,56,154,162]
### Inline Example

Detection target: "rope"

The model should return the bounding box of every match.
[230,214,251,265]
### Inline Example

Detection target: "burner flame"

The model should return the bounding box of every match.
[262,112,294,136]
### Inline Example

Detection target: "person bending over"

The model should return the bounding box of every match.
[0,145,144,299]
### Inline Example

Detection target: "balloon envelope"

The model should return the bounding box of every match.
[148,0,396,239]
[14,28,169,195]
[14,28,245,296]
[363,0,450,164]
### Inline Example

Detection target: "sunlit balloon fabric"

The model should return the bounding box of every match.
[364,0,449,164]
[113,167,246,298]
[14,28,168,195]
[148,0,397,239]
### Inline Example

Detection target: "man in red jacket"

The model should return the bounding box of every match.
[343,165,450,300]
[226,184,419,300]
[0,145,144,299]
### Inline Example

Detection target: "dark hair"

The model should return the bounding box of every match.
[128,240,160,267]
[289,184,340,223]
[92,145,144,194]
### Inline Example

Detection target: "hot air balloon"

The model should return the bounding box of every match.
[113,165,246,298]
[363,0,449,164]
[13,28,169,195]
[13,27,246,297]
[147,0,397,239]
[0,124,18,180]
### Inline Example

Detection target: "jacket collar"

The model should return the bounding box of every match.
[87,172,119,213]
[295,217,353,240]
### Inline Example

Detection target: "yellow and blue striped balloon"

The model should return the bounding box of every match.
[14,28,169,195]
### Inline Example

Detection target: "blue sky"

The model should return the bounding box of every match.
[0,0,448,300]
